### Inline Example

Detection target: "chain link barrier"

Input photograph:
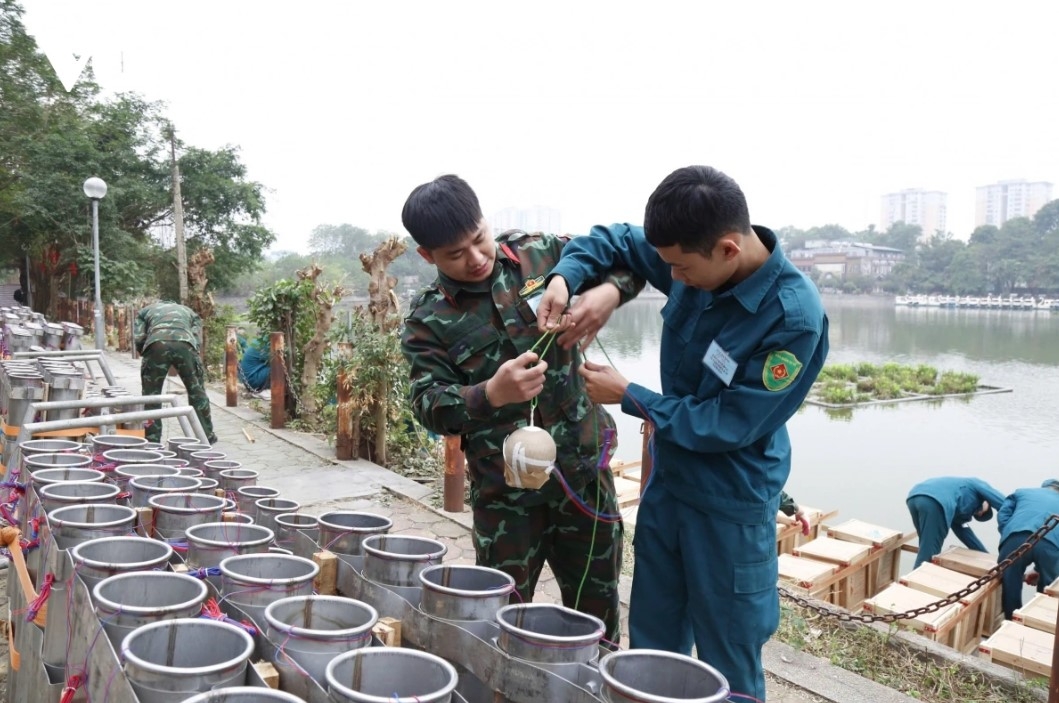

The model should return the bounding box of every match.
[779,514,1059,624]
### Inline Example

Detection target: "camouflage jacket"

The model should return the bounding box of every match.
[135,302,202,354]
[402,231,644,505]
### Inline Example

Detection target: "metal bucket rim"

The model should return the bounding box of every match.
[325,648,458,703]
[102,448,165,462]
[120,617,254,675]
[495,603,606,644]
[218,553,320,584]
[48,503,138,529]
[93,571,208,616]
[71,535,174,569]
[418,564,516,598]
[39,480,121,500]
[317,511,393,532]
[148,492,228,513]
[115,464,182,479]
[264,595,379,639]
[205,460,243,469]
[273,512,319,528]
[185,522,275,548]
[31,468,106,484]
[236,486,279,497]
[179,686,307,703]
[597,649,731,703]
[254,497,301,511]
[23,453,92,470]
[20,440,83,453]
[130,475,203,491]
[218,468,257,478]
[362,534,448,562]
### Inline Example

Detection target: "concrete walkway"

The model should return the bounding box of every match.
[89,350,925,703]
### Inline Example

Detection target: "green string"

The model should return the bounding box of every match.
[527,331,559,421]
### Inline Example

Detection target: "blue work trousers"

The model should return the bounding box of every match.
[999,532,1059,619]
[907,494,949,568]
[629,485,778,701]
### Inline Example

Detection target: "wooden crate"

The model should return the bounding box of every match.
[1044,576,1059,598]
[900,562,999,652]
[864,583,965,648]
[778,553,837,602]
[1014,594,1059,635]
[931,546,996,578]
[776,505,832,555]
[827,519,903,550]
[979,620,1053,678]
[613,476,642,509]
[793,537,871,568]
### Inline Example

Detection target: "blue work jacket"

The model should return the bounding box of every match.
[998,486,1059,549]
[907,476,1006,551]
[550,224,829,525]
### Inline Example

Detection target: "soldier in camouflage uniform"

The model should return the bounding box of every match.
[400,175,643,643]
[134,301,217,444]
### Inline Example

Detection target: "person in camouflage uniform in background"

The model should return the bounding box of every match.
[400,175,643,643]
[134,301,217,444]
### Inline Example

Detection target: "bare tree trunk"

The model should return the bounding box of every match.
[296,264,347,417]
[359,237,407,466]
[187,247,215,363]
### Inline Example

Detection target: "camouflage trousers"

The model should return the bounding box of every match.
[140,340,216,443]
[471,472,623,644]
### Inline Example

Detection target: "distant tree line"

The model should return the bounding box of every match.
[0,0,273,317]
[777,200,1059,296]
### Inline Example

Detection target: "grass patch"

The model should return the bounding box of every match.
[776,602,1046,702]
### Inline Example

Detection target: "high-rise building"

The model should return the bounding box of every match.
[879,189,948,240]
[490,206,562,235]
[975,180,1054,227]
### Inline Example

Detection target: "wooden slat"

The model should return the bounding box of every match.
[1013,594,1059,635]
[931,546,997,578]
[979,621,1053,678]
[827,518,903,549]
[864,583,963,634]
[793,537,871,568]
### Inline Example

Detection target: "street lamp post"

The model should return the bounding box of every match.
[83,176,108,350]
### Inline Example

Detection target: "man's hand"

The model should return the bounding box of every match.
[795,509,811,536]
[536,277,571,333]
[578,360,629,405]
[484,351,547,407]
[1025,570,1040,587]
[555,283,620,350]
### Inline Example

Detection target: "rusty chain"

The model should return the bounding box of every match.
[779,513,1059,624]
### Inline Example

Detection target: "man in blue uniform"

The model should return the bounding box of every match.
[997,479,1059,618]
[906,476,1006,568]
[536,165,829,701]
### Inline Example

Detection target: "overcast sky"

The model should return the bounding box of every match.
[20,1,1059,253]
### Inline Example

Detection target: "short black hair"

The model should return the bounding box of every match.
[401,174,484,249]
[643,165,752,255]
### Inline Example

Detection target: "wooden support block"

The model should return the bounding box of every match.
[979,620,1053,678]
[172,563,189,574]
[1013,593,1059,634]
[254,660,280,688]
[380,616,402,646]
[135,507,154,538]
[214,488,226,499]
[313,550,338,595]
[372,620,399,646]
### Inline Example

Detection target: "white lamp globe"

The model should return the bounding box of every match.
[82,176,107,200]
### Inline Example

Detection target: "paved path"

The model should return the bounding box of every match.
[9,349,926,703]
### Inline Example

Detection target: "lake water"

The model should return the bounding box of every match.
[594,294,1059,556]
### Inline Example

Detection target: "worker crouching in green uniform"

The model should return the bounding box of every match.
[399,174,643,644]
[135,301,217,444]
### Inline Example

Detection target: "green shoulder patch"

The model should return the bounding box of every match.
[762,350,802,391]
